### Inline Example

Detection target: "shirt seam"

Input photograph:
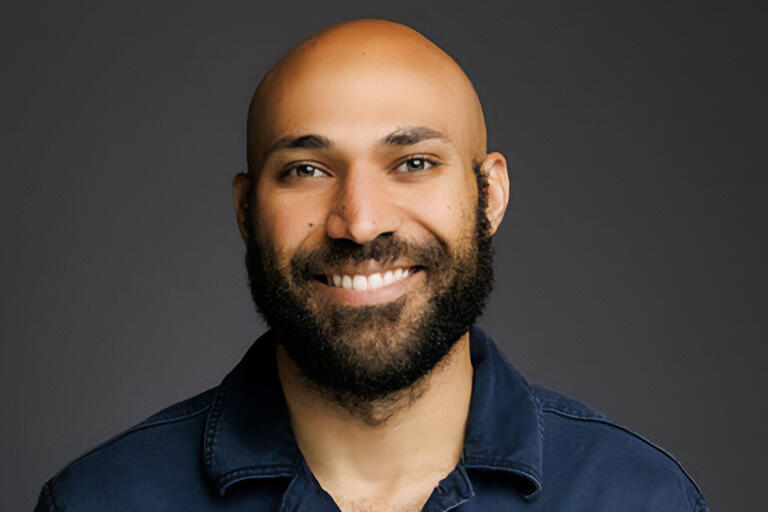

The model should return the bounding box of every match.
[203,380,228,484]
[49,399,213,493]
[215,464,298,493]
[541,405,707,508]
[142,390,217,423]
[462,457,542,501]
[41,480,61,512]
[535,394,605,421]
[462,457,540,477]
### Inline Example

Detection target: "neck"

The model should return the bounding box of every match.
[276,332,474,497]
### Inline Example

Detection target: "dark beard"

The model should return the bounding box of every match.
[244,166,494,412]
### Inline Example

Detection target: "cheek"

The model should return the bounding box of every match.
[254,193,326,259]
[410,180,476,244]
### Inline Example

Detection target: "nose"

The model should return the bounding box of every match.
[325,166,402,244]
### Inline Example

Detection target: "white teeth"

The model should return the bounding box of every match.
[368,273,383,289]
[327,268,416,289]
[352,275,368,291]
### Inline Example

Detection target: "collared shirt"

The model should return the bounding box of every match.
[35,327,708,511]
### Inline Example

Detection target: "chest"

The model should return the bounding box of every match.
[330,492,430,512]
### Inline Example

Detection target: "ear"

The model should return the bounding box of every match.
[232,172,252,242]
[481,151,509,235]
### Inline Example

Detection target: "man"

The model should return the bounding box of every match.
[35,19,707,511]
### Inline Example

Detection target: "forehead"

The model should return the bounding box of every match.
[252,54,480,164]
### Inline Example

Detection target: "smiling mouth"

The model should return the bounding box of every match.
[313,266,424,291]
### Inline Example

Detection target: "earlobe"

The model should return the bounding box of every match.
[482,152,510,235]
[232,172,253,242]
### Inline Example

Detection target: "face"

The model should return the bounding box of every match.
[235,49,507,406]
[244,166,493,407]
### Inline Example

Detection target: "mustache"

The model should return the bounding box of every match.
[290,234,451,281]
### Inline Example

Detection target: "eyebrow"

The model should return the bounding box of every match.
[270,134,332,152]
[383,126,447,146]
[266,125,447,159]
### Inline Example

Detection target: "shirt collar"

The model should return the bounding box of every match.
[462,326,543,500]
[203,330,301,495]
[203,327,544,500]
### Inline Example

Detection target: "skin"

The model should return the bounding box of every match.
[232,19,509,512]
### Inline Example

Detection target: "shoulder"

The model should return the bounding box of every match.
[35,388,217,512]
[529,385,709,511]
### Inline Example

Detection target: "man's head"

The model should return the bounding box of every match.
[233,19,509,413]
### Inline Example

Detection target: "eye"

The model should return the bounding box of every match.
[285,163,327,178]
[395,157,437,174]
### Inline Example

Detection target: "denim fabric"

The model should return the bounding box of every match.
[35,327,708,511]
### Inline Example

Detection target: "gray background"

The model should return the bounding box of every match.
[2,1,766,510]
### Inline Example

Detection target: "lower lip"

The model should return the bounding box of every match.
[313,269,424,306]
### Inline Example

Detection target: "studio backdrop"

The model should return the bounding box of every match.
[2,1,766,510]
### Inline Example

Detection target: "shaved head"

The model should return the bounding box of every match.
[246,19,487,174]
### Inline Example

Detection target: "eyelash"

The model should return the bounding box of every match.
[280,155,441,180]
[394,155,440,174]
[282,163,328,179]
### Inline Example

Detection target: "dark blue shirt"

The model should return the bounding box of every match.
[35,327,708,511]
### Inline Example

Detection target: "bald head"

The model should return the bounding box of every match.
[246,19,487,173]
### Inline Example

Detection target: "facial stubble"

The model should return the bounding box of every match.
[244,165,494,416]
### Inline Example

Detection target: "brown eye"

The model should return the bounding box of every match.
[288,164,325,178]
[396,157,435,173]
